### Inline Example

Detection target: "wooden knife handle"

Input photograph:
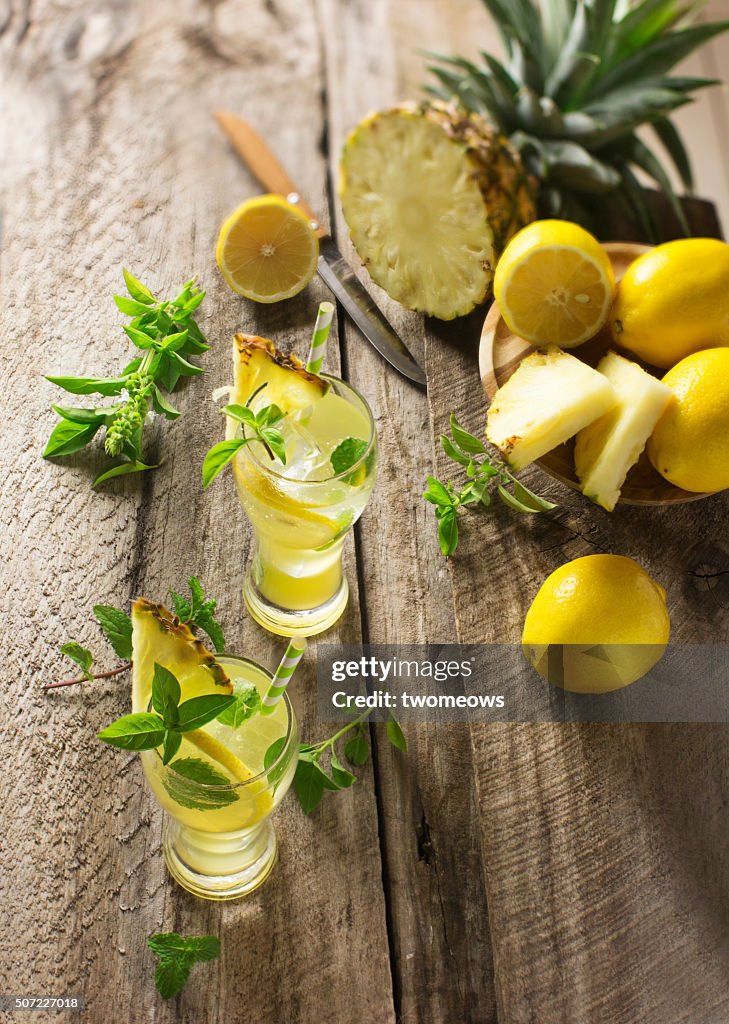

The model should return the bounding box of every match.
[215,111,327,237]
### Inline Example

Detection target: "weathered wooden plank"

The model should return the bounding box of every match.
[0,2,395,1021]
[320,1,499,1021]
[424,197,729,1021]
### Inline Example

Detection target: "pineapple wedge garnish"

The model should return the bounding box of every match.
[574,352,673,512]
[233,334,328,414]
[131,599,232,714]
[486,347,618,470]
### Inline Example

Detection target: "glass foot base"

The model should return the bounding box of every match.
[243,573,349,638]
[163,819,278,901]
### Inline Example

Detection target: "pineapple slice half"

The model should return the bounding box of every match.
[574,352,673,512]
[340,102,535,320]
[131,598,232,714]
[232,334,328,416]
[486,347,618,470]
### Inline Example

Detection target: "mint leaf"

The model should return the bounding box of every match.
[330,437,368,476]
[293,759,327,814]
[217,682,262,727]
[93,605,132,660]
[60,642,94,679]
[330,751,357,788]
[98,712,166,750]
[147,932,220,1000]
[386,718,407,753]
[175,694,236,732]
[169,758,231,786]
[162,758,238,810]
[202,439,248,488]
[264,737,286,770]
[162,730,182,765]
[152,664,181,726]
[344,728,370,766]
[169,589,192,622]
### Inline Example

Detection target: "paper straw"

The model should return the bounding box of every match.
[305,301,334,374]
[261,637,308,714]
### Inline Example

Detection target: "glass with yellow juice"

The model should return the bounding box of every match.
[233,376,377,636]
[141,655,299,900]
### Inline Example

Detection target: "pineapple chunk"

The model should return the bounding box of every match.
[574,351,673,511]
[486,347,618,470]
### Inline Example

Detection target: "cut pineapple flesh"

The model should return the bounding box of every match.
[574,351,673,511]
[131,599,232,714]
[486,347,618,470]
[232,334,329,416]
[340,107,498,320]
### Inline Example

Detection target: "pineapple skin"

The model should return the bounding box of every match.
[486,347,618,470]
[574,352,673,512]
[339,101,536,320]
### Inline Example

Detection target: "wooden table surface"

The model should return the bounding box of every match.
[3,2,729,1022]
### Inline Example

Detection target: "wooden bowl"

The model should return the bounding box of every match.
[479,242,709,507]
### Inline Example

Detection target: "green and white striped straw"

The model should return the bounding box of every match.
[305,301,334,374]
[261,637,308,714]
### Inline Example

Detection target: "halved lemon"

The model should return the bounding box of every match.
[216,195,319,302]
[494,219,615,348]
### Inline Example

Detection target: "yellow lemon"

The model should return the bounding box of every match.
[494,219,615,348]
[522,554,670,694]
[647,347,729,493]
[610,238,729,368]
[216,194,319,302]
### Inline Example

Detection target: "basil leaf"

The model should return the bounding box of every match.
[386,718,407,752]
[344,728,370,766]
[202,439,248,488]
[122,268,156,305]
[44,375,128,397]
[92,460,157,488]
[450,414,487,454]
[175,694,236,732]
[330,751,357,788]
[114,294,154,316]
[43,419,102,458]
[151,386,180,420]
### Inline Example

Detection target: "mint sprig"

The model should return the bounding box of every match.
[424,413,557,557]
[97,663,235,764]
[202,400,287,488]
[267,711,406,815]
[43,269,209,488]
[169,576,225,653]
[147,932,220,1000]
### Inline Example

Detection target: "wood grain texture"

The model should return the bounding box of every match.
[0,2,394,1022]
[424,196,729,1021]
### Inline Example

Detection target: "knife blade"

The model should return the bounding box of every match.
[214,111,427,390]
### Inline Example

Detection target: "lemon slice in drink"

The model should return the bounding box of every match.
[216,195,319,302]
[494,219,615,348]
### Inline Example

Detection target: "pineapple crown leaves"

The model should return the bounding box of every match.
[43,269,209,487]
[423,414,556,557]
[425,0,729,238]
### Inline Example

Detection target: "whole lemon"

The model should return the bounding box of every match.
[610,238,729,368]
[522,554,670,693]
[647,347,729,493]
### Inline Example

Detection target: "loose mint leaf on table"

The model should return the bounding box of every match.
[293,760,328,814]
[423,413,556,557]
[147,932,221,1001]
[386,717,407,753]
[60,642,94,679]
[344,727,370,766]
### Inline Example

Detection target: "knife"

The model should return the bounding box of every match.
[214,111,427,390]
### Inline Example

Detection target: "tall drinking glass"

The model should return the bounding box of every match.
[232,376,377,637]
[141,655,299,900]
